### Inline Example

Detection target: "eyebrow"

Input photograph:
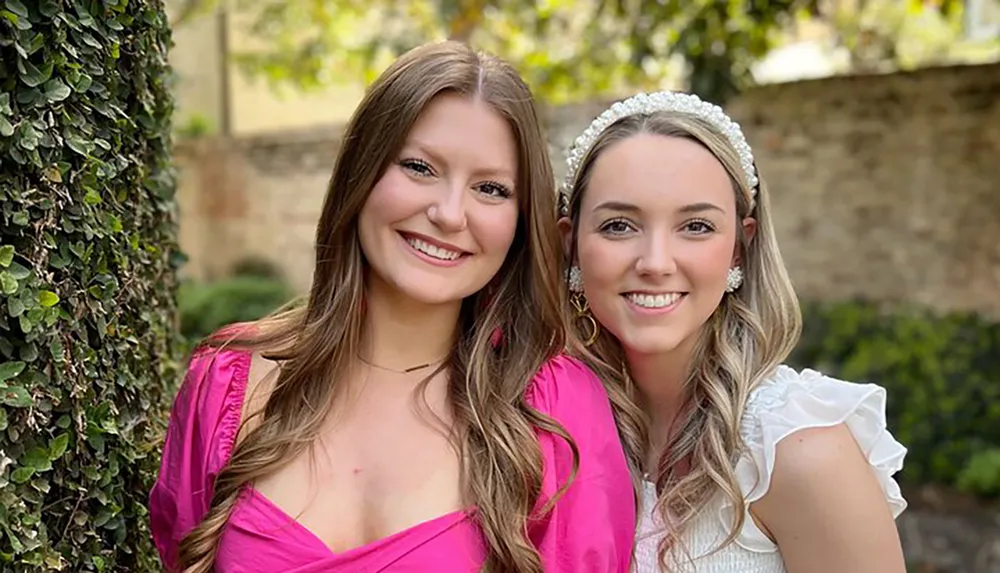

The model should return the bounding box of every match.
[592,201,724,214]
[593,200,641,213]
[408,140,449,168]
[407,139,515,181]
[678,202,725,214]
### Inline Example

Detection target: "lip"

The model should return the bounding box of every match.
[398,231,469,254]
[621,291,686,316]
[397,231,470,268]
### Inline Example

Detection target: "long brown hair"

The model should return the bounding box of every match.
[563,111,801,569]
[177,41,575,573]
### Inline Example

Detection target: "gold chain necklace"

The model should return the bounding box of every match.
[357,355,447,374]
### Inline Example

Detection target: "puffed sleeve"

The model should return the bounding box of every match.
[148,347,251,571]
[724,365,908,552]
[526,354,636,572]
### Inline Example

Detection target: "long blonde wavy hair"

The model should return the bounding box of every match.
[176,41,577,573]
[562,110,802,569]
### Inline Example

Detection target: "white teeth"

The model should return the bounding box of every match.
[625,292,682,308]
[406,237,461,261]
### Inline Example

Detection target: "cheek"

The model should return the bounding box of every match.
[682,240,733,284]
[576,236,623,292]
[361,170,415,224]
[471,203,519,255]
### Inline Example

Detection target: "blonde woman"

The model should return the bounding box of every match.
[558,91,908,572]
[149,42,636,573]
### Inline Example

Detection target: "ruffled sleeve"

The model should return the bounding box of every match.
[725,365,908,552]
[148,346,250,571]
[525,355,636,573]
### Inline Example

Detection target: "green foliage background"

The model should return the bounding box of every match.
[0,0,179,570]
[789,300,1000,495]
[172,0,971,106]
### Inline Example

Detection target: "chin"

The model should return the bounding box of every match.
[621,337,684,357]
[608,324,690,357]
[391,277,480,306]
[400,286,466,306]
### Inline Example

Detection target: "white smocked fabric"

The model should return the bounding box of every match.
[633,365,908,573]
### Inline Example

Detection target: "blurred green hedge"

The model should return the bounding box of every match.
[177,263,294,347]
[789,299,1000,496]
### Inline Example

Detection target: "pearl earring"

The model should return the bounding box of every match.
[726,266,744,293]
[567,266,584,293]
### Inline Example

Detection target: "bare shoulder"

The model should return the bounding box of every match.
[753,423,906,572]
[757,423,887,509]
[770,424,862,490]
[237,353,282,443]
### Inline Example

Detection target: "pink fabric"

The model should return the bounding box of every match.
[149,347,635,572]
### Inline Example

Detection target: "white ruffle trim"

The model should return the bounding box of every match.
[720,365,908,552]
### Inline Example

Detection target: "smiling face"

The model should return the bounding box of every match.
[358,92,519,306]
[572,132,751,358]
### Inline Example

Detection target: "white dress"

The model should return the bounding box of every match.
[633,365,908,573]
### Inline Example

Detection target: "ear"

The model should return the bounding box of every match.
[557,216,574,261]
[733,216,757,266]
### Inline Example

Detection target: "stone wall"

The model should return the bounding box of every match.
[175,128,342,288]
[175,62,1000,315]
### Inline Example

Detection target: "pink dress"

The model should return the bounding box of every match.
[149,348,636,572]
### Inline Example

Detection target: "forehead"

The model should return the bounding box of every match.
[582,133,735,213]
[407,93,516,161]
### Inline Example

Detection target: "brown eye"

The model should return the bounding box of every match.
[476,181,512,199]
[599,218,635,236]
[683,220,715,235]
[399,158,434,176]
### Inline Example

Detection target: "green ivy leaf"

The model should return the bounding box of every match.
[38,0,58,18]
[37,290,58,308]
[0,271,17,295]
[10,467,34,484]
[8,297,25,317]
[43,79,71,103]
[72,73,93,93]
[20,32,45,57]
[5,0,29,19]
[6,261,29,279]
[1,385,32,408]
[19,342,38,362]
[49,433,69,460]
[22,447,52,472]
[17,60,53,89]
[0,245,13,267]
[18,313,33,333]
[65,132,93,156]
[0,361,26,381]
[17,122,39,150]
[0,10,22,31]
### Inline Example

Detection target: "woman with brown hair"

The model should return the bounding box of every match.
[149,42,637,573]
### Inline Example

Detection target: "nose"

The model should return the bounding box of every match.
[634,232,677,276]
[426,183,467,233]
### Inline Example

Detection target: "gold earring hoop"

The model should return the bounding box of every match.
[570,291,600,347]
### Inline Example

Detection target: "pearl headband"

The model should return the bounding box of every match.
[561,91,759,213]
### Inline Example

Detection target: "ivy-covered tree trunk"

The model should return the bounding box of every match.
[0,0,179,571]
